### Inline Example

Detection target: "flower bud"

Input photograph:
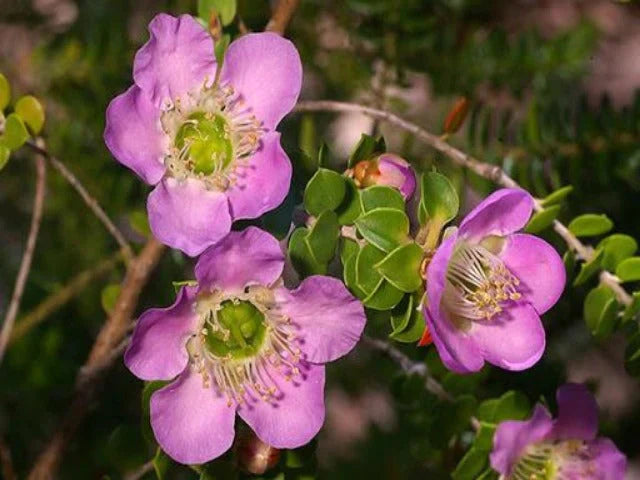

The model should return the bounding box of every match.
[351,154,416,200]
[235,429,281,475]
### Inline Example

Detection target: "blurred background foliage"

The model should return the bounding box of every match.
[1,0,640,478]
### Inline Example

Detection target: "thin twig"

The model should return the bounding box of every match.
[265,0,300,35]
[294,100,633,307]
[0,149,46,365]
[124,459,154,480]
[25,140,134,262]
[362,335,452,402]
[0,435,16,480]
[27,238,165,480]
[9,250,125,346]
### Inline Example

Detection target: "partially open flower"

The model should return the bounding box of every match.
[424,188,565,373]
[124,227,366,464]
[105,14,302,256]
[351,153,416,200]
[490,384,627,480]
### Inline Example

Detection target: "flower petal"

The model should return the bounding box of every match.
[500,233,565,315]
[134,14,216,107]
[226,132,292,220]
[125,287,198,381]
[377,154,416,200]
[470,302,546,371]
[589,438,627,480]
[551,383,599,441]
[104,85,166,185]
[237,362,325,449]
[426,233,484,373]
[275,276,366,364]
[459,188,534,240]
[195,226,285,291]
[220,32,302,130]
[147,178,232,257]
[490,405,554,475]
[151,367,236,464]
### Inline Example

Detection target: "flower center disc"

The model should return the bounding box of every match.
[175,111,233,175]
[204,300,266,359]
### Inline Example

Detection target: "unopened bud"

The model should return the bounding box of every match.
[443,97,470,135]
[351,154,416,200]
[235,429,281,475]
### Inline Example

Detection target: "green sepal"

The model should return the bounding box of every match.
[375,242,423,292]
[303,168,346,216]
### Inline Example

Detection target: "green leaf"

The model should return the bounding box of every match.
[476,391,531,424]
[335,178,362,225]
[303,168,346,216]
[452,446,488,480]
[198,0,236,26]
[1,113,29,150]
[584,285,618,337]
[15,95,45,134]
[356,243,386,295]
[153,448,171,479]
[360,185,405,212]
[390,294,413,334]
[616,257,640,282]
[563,250,576,278]
[625,331,640,377]
[348,133,385,167]
[101,284,121,314]
[343,248,367,299]
[214,33,231,66]
[363,278,404,311]
[622,292,640,322]
[141,381,169,444]
[288,227,326,277]
[573,249,604,286]
[354,208,409,252]
[419,171,459,225]
[306,210,339,263]
[524,205,560,234]
[598,234,638,271]
[318,142,331,167]
[474,423,497,451]
[0,143,9,170]
[375,242,423,292]
[389,294,424,342]
[540,185,573,207]
[0,73,10,111]
[568,214,614,237]
[340,237,359,266]
[129,209,151,238]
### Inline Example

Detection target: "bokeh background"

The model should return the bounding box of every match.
[1,0,640,478]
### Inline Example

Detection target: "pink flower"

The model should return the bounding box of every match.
[124,227,366,464]
[491,384,626,479]
[105,14,302,256]
[424,188,565,373]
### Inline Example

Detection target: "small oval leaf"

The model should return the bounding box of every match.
[568,214,613,237]
[15,95,45,134]
[616,257,640,283]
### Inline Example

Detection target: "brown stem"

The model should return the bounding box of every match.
[9,250,125,346]
[124,459,154,480]
[362,335,452,402]
[25,140,134,262]
[27,238,165,480]
[265,0,300,35]
[294,100,633,307]
[0,149,46,365]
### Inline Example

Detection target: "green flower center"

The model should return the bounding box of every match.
[174,111,233,175]
[204,300,267,359]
